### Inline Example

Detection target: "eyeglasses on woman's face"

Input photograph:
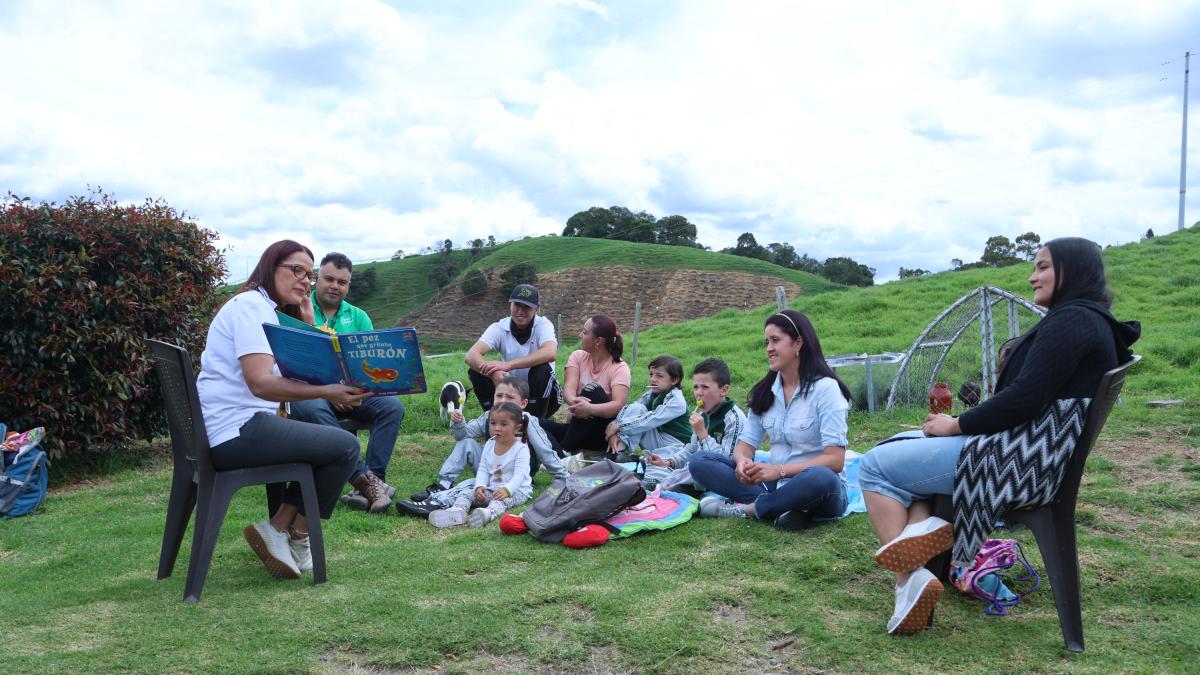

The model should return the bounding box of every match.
[276,263,317,282]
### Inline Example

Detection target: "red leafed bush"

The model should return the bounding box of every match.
[0,190,226,459]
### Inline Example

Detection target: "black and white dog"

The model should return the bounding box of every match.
[438,380,468,420]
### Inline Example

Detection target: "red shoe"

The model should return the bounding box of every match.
[562,524,611,549]
[498,513,528,535]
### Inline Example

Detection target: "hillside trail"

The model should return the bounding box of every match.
[396,265,802,342]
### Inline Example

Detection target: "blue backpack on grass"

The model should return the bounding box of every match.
[1,425,49,519]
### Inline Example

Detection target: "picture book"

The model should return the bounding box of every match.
[262,322,428,396]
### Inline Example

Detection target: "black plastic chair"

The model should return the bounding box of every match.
[924,355,1140,652]
[147,339,328,603]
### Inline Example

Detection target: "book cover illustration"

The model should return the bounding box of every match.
[263,322,428,396]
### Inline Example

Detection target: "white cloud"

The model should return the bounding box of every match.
[1,0,1196,283]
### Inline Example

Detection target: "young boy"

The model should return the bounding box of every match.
[648,358,747,492]
[605,355,692,486]
[409,375,568,503]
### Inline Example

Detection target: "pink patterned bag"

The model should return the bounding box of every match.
[950,538,1040,616]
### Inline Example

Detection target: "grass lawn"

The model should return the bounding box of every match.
[2,421,1197,672]
[3,228,1197,672]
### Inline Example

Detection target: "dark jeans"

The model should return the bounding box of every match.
[689,451,847,522]
[210,412,359,519]
[468,362,561,418]
[541,383,614,454]
[289,395,405,483]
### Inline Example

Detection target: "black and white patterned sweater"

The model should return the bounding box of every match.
[951,300,1140,566]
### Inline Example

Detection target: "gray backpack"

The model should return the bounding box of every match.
[522,459,645,543]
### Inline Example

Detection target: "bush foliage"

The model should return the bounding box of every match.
[460,268,487,297]
[499,262,537,298]
[0,191,226,459]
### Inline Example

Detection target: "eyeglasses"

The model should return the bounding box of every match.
[276,263,317,282]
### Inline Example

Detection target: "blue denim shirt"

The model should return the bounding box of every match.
[738,376,849,484]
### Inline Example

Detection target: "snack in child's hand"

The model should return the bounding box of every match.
[694,398,704,413]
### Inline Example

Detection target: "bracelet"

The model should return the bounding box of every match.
[778,467,786,480]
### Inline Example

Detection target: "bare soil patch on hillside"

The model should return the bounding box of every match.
[397,265,802,342]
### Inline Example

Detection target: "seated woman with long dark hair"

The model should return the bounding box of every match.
[541,314,631,454]
[690,310,852,531]
[197,240,366,580]
[858,237,1140,635]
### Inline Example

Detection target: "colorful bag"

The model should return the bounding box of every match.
[950,538,1040,616]
[1,427,49,519]
[519,459,645,543]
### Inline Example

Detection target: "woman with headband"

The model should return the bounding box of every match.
[541,314,632,454]
[691,310,852,532]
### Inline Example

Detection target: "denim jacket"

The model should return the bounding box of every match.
[738,376,849,485]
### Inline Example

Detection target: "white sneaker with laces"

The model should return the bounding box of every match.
[429,508,467,528]
[887,568,944,635]
[874,516,953,573]
[288,535,312,573]
[243,520,301,579]
[698,495,749,518]
[469,506,498,528]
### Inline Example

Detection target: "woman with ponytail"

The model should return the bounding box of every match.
[541,314,631,453]
[690,310,852,532]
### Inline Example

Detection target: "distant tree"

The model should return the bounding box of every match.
[723,232,770,261]
[486,235,497,247]
[441,239,454,254]
[1142,228,1155,240]
[461,268,487,297]
[655,214,699,247]
[1014,232,1041,261]
[980,235,1020,267]
[767,242,799,269]
[898,267,930,279]
[345,267,377,304]
[563,206,702,248]
[950,258,963,270]
[391,249,405,260]
[499,262,538,298]
[563,206,616,238]
[794,253,824,275]
[821,257,875,286]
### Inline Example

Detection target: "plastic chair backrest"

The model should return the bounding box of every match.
[146,339,215,478]
[1049,354,1140,508]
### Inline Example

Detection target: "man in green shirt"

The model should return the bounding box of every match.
[290,253,405,513]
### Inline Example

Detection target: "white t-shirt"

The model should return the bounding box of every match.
[478,315,557,381]
[196,288,281,447]
[474,437,532,496]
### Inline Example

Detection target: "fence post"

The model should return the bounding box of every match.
[556,313,562,344]
[776,286,787,311]
[631,301,641,367]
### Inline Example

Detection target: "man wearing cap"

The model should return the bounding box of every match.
[463,283,560,418]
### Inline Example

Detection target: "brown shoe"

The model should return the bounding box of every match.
[350,471,393,513]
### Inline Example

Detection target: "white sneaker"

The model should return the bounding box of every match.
[698,496,749,518]
[887,568,943,635]
[243,520,301,579]
[429,508,467,528]
[469,507,497,529]
[874,516,952,573]
[288,535,312,573]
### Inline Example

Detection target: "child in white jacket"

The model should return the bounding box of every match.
[605,355,692,485]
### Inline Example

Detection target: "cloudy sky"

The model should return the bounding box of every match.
[2,1,1197,282]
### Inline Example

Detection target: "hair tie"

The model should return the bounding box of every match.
[775,312,800,336]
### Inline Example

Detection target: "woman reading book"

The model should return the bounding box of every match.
[196,240,367,580]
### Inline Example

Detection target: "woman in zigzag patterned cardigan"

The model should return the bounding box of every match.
[857,237,1140,636]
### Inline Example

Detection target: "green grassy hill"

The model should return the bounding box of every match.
[351,236,838,327]
[399,227,1198,438]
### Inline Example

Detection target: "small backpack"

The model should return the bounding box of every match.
[951,538,1041,616]
[521,459,645,543]
[1,427,49,519]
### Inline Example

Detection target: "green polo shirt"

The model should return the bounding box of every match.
[310,293,374,333]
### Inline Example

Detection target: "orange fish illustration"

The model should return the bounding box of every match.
[361,360,399,383]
